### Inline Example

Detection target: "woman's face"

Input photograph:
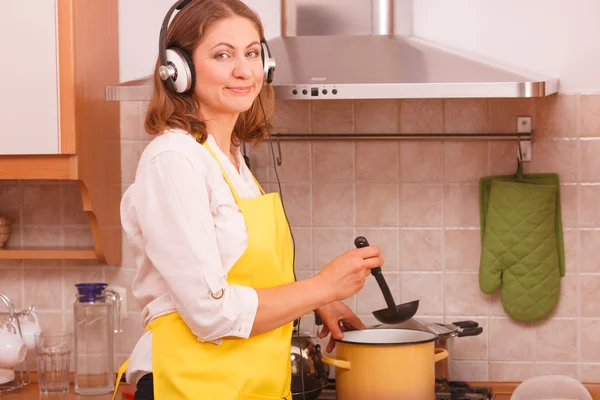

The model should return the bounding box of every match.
[192,16,264,119]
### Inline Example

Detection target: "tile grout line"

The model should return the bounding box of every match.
[352,100,358,314]
[485,100,493,380]
[575,95,583,381]
[308,100,315,278]
[440,108,455,376]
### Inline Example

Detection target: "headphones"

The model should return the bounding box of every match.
[158,0,276,93]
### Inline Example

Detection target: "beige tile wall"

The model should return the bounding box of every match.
[0,94,598,382]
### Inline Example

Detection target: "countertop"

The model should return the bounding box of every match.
[0,384,132,399]
[2,382,600,399]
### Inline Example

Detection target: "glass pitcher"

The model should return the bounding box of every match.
[73,283,121,395]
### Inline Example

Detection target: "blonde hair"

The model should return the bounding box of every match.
[144,0,275,145]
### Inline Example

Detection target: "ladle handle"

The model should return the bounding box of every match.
[354,236,396,309]
[354,236,381,276]
[374,274,397,309]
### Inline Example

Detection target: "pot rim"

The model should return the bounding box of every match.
[335,328,438,346]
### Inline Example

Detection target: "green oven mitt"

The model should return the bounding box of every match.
[479,162,564,322]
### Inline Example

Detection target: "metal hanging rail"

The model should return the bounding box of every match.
[268,117,533,166]
[270,132,532,140]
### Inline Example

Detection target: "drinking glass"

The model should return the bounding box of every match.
[35,330,73,395]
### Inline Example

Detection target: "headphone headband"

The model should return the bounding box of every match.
[158,0,276,93]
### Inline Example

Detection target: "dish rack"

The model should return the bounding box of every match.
[0,292,31,394]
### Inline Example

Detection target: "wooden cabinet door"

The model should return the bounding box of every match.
[0,0,60,155]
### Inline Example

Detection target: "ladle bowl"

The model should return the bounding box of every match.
[373,300,419,324]
[354,236,420,324]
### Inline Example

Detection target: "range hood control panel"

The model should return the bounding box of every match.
[287,86,339,98]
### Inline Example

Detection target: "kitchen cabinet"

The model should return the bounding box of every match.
[0,0,121,265]
[0,2,61,155]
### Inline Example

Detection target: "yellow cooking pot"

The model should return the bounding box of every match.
[322,328,448,400]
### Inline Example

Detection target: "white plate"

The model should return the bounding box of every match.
[0,368,15,385]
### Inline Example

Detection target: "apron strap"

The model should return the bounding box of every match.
[111,358,130,400]
[203,143,242,202]
[111,313,178,399]
[250,173,266,196]
[202,142,266,198]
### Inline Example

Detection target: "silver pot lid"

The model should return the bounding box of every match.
[372,318,455,332]
[338,328,437,346]
[370,318,482,339]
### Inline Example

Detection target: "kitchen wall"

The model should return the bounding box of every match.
[248,94,600,383]
[0,183,144,370]
[407,0,600,382]
[1,94,598,382]
[412,0,600,93]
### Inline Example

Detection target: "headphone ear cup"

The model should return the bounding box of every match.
[165,47,195,93]
[261,41,275,84]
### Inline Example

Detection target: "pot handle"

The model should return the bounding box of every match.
[433,348,449,363]
[322,355,351,370]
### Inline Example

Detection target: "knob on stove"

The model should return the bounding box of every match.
[434,380,492,400]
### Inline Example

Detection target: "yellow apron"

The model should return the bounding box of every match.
[114,143,295,399]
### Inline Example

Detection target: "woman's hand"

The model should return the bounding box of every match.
[251,246,380,337]
[315,246,382,302]
[315,301,366,353]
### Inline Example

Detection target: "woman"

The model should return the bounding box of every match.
[116,0,382,399]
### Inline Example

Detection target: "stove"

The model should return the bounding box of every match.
[435,379,494,399]
[311,379,494,399]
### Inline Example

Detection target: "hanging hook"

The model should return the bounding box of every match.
[515,135,526,181]
[276,137,283,166]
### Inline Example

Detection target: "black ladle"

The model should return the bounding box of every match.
[354,236,419,324]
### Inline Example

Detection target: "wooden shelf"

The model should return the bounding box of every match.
[0,248,97,260]
[0,155,76,180]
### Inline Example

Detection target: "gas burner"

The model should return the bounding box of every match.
[435,379,494,400]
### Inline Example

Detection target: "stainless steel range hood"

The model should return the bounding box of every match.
[268,34,559,100]
[106,0,559,102]
[270,0,558,100]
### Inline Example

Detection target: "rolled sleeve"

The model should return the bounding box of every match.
[133,150,258,342]
[226,284,258,338]
[192,284,258,342]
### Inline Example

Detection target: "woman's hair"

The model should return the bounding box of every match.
[144,0,275,145]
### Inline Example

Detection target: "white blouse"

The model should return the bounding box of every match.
[120,129,263,385]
